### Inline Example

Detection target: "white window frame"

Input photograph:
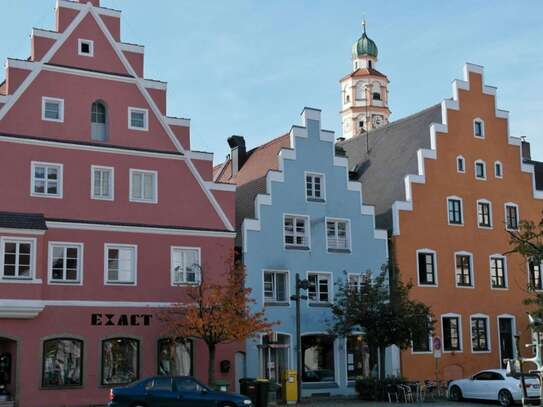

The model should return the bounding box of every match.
[78,39,94,57]
[0,237,39,283]
[325,217,351,252]
[473,118,485,139]
[504,202,519,231]
[447,196,464,226]
[170,246,201,286]
[91,165,114,201]
[30,161,63,199]
[476,199,493,229]
[494,161,503,179]
[347,272,370,291]
[47,242,84,285]
[416,249,438,287]
[42,97,64,123]
[129,169,158,204]
[528,260,543,292]
[470,314,491,353]
[411,320,433,355]
[306,271,333,304]
[441,313,463,353]
[283,214,310,250]
[474,160,487,180]
[304,171,326,202]
[128,107,149,131]
[262,269,290,304]
[104,244,137,286]
[456,155,466,174]
[489,254,508,290]
[454,251,474,289]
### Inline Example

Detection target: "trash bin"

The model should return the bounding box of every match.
[239,378,269,407]
[212,379,230,392]
[255,379,269,407]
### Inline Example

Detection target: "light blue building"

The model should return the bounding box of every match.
[215,108,394,396]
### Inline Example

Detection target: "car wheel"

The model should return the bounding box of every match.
[449,385,463,401]
[498,389,514,407]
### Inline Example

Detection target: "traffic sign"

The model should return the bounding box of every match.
[433,336,442,352]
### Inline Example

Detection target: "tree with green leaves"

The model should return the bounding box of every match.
[330,263,434,379]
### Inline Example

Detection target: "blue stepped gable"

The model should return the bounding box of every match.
[238,107,395,397]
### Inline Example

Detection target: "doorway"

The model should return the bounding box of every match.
[234,352,246,393]
[260,333,290,383]
[498,317,515,368]
[0,337,16,402]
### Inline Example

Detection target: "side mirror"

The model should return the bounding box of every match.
[201,388,208,394]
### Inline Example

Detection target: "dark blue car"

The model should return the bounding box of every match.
[108,376,253,407]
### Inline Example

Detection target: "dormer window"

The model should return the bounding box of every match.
[473,118,485,138]
[78,39,94,57]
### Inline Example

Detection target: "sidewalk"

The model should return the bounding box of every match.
[291,400,482,407]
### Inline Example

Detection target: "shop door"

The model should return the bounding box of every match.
[498,317,514,368]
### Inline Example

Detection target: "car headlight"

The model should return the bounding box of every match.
[243,400,252,405]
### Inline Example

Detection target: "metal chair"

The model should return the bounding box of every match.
[398,384,415,403]
[386,384,400,403]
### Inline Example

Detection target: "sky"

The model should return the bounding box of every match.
[1,0,542,163]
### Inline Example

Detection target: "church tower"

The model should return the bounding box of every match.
[340,22,391,139]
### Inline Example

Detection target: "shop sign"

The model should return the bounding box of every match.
[91,313,153,326]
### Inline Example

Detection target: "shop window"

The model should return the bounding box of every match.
[301,335,335,383]
[42,338,83,387]
[102,338,139,385]
[346,335,371,380]
[157,338,192,376]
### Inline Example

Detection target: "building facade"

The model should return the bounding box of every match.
[341,64,543,382]
[215,108,392,397]
[0,1,238,406]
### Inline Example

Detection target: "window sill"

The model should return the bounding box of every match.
[309,302,331,308]
[448,222,464,227]
[491,286,509,291]
[48,281,82,286]
[306,198,325,203]
[456,284,474,289]
[105,281,136,286]
[285,245,310,251]
[477,225,493,230]
[327,248,351,254]
[172,282,200,287]
[129,198,157,204]
[418,283,437,288]
[264,301,290,307]
[31,193,62,199]
[0,278,42,284]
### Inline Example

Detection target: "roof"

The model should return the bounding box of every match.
[215,134,291,245]
[341,67,387,81]
[352,32,378,58]
[0,212,47,230]
[338,104,442,230]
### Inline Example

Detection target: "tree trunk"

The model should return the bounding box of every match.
[379,346,386,380]
[208,343,216,386]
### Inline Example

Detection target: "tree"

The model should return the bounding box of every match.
[162,258,273,385]
[330,262,434,379]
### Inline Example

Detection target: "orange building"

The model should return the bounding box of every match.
[341,63,543,381]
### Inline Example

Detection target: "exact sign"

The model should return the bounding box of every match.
[433,336,442,358]
[91,313,152,326]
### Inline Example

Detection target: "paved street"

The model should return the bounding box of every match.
[295,401,487,407]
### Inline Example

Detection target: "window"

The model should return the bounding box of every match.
[283,215,310,249]
[31,162,63,198]
[455,253,473,287]
[442,315,462,352]
[477,200,492,228]
[301,335,335,383]
[48,243,82,284]
[471,316,489,352]
[505,204,519,231]
[78,39,94,57]
[372,92,381,100]
[475,160,486,180]
[417,250,436,286]
[529,260,543,291]
[157,338,192,376]
[128,107,149,131]
[456,156,465,173]
[263,270,288,303]
[102,338,139,385]
[412,317,432,353]
[305,173,325,201]
[105,245,137,285]
[326,219,350,252]
[1,238,35,280]
[495,161,503,178]
[91,166,114,200]
[348,273,370,291]
[130,169,157,203]
[171,247,201,285]
[473,118,485,138]
[42,338,83,387]
[91,101,108,141]
[447,197,463,225]
[308,272,331,304]
[490,256,507,289]
[42,97,64,122]
[347,335,370,380]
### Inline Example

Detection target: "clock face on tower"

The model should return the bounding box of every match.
[372,115,384,127]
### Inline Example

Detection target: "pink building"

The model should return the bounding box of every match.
[0,1,239,406]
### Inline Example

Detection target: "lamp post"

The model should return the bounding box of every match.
[291,273,309,403]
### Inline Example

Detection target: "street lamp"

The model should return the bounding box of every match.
[290,273,309,403]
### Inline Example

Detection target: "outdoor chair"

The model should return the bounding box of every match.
[398,384,415,403]
[385,384,399,403]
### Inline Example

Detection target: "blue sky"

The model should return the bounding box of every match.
[2,0,542,162]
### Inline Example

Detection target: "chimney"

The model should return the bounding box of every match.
[522,140,532,161]
[227,135,247,178]
[77,0,101,6]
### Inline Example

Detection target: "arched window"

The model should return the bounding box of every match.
[42,338,83,387]
[158,338,192,376]
[91,101,108,141]
[102,337,139,385]
[372,92,381,101]
[368,60,373,69]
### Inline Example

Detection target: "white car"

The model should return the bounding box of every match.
[448,369,540,406]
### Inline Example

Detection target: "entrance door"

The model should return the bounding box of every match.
[498,317,514,368]
[0,338,16,402]
[234,352,246,393]
[261,334,290,383]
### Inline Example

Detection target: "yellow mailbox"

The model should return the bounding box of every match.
[281,369,298,404]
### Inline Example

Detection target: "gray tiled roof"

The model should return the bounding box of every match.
[0,212,47,230]
[338,104,442,230]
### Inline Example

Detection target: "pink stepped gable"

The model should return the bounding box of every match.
[0,1,239,406]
